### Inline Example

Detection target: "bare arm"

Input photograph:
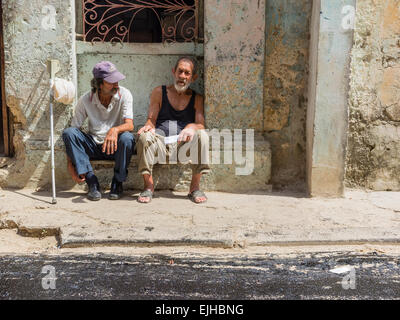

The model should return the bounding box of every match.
[137,87,162,135]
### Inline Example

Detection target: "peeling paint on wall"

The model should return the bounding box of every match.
[346,0,400,191]
[1,0,75,189]
[263,0,312,190]
[204,0,272,190]
[205,0,266,131]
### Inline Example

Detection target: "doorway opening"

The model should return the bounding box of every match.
[0,0,10,157]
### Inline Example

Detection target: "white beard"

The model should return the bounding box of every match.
[174,80,190,93]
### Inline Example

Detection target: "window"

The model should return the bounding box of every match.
[80,0,203,43]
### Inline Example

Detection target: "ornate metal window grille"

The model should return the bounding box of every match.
[82,0,200,43]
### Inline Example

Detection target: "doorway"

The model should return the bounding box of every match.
[0,0,10,157]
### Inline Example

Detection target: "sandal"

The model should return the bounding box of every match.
[137,189,153,203]
[188,190,208,204]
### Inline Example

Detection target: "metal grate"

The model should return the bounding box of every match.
[82,0,199,43]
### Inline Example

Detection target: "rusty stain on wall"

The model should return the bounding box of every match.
[263,0,312,190]
[205,0,265,131]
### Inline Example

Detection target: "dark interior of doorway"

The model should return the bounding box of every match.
[0,0,3,156]
[0,84,3,156]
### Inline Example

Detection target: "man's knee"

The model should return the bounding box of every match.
[118,132,135,149]
[62,127,80,142]
[137,131,152,148]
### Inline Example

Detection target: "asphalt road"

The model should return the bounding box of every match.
[0,252,399,300]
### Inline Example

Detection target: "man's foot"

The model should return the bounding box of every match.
[139,174,154,203]
[137,189,153,203]
[188,190,207,204]
[109,178,123,200]
[88,183,101,201]
[86,173,101,201]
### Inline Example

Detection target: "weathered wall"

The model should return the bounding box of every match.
[1,0,76,189]
[263,0,312,191]
[346,0,400,191]
[205,0,265,131]
[5,0,384,195]
[1,0,271,192]
[204,0,272,191]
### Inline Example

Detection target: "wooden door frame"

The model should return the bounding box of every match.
[0,0,9,156]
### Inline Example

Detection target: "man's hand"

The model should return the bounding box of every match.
[178,127,196,143]
[67,160,85,183]
[137,125,155,136]
[102,127,119,155]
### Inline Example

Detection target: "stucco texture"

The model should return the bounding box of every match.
[202,0,272,191]
[346,0,400,190]
[1,0,75,189]
[263,0,312,190]
[204,0,265,131]
[0,0,271,192]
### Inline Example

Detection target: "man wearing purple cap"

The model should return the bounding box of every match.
[62,61,135,201]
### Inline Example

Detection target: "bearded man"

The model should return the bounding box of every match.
[136,57,210,204]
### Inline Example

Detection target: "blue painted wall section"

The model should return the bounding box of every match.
[307,0,355,196]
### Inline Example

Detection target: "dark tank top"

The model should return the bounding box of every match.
[156,85,196,137]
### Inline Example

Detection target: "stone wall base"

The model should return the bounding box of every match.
[79,139,272,193]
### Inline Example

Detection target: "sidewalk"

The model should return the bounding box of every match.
[0,188,399,248]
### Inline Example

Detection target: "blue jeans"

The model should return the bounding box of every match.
[62,127,135,182]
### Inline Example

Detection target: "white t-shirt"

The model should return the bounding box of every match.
[71,86,133,144]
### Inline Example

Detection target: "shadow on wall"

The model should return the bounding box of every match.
[2,66,73,190]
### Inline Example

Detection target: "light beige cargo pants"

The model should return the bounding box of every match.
[136,130,211,176]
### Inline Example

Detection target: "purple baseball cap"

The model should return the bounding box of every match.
[92,61,125,83]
